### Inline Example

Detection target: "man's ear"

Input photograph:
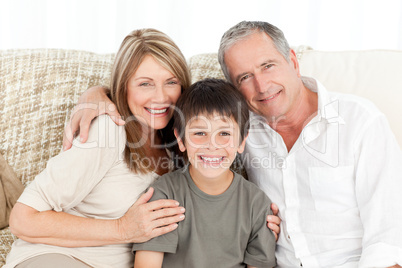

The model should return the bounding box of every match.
[237,133,248,154]
[174,128,186,152]
[289,48,301,78]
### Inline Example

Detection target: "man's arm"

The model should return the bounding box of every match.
[63,85,125,150]
[355,114,402,266]
[134,250,164,268]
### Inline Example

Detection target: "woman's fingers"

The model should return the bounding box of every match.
[135,187,155,205]
[150,207,185,225]
[145,198,182,212]
[149,223,179,239]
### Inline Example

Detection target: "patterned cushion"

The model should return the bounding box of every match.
[0,49,114,265]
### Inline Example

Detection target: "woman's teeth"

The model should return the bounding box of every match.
[146,108,168,114]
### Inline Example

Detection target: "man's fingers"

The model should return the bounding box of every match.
[111,115,126,126]
[62,121,75,151]
[267,215,281,225]
[78,116,93,143]
[267,222,280,241]
[268,222,280,234]
[106,103,125,126]
[271,203,279,216]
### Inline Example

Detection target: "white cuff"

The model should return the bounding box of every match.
[359,242,402,268]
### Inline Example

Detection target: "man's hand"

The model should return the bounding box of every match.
[267,203,281,241]
[116,187,185,243]
[62,86,125,150]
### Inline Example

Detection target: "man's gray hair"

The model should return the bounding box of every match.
[218,21,291,83]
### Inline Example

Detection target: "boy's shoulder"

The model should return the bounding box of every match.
[151,167,189,191]
[234,171,272,206]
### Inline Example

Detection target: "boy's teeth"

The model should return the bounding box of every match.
[201,156,222,162]
[146,108,168,114]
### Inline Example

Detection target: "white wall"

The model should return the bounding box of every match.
[1,0,401,58]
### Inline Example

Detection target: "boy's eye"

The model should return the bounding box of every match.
[194,132,206,136]
[220,132,231,136]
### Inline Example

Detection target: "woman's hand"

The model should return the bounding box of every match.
[116,187,185,243]
[62,85,125,151]
[9,188,185,247]
[267,203,281,241]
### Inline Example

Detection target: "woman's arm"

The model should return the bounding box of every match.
[134,251,164,268]
[63,85,125,151]
[9,187,185,247]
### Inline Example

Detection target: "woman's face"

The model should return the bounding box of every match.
[127,55,182,130]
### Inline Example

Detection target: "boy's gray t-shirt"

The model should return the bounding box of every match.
[132,167,276,267]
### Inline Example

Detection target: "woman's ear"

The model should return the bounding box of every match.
[174,128,186,152]
[237,133,248,154]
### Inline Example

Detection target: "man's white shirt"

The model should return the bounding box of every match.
[242,77,402,267]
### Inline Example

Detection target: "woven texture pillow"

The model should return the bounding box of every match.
[0,49,114,265]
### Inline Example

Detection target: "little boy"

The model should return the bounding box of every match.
[132,78,276,268]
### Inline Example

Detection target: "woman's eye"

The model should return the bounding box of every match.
[139,82,150,86]
[194,132,206,136]
[167,80,178,85]
[220,132,231,136]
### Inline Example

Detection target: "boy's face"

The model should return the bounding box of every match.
[175,113,247,179]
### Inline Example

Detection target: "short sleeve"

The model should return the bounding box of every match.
[244,195,277,267]
[18,115,123,212]
[132,178,179,254]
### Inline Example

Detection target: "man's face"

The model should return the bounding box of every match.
[224,32,302,123]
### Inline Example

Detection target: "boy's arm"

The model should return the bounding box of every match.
[134,250,164,268]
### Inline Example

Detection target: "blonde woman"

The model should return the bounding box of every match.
[6,28,190,268]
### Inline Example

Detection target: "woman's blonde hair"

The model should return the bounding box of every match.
[110,28,191,173]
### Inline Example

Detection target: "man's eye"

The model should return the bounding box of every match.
[264,64,273,69]
[239,74,250,83]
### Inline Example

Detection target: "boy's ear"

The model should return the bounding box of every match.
[237,133,248,154]
[174,128,186,152]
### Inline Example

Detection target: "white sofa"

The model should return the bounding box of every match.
[0,47,401,266]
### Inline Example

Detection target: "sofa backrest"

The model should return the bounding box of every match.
[0,49,114,185]
[298,49,402,150]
